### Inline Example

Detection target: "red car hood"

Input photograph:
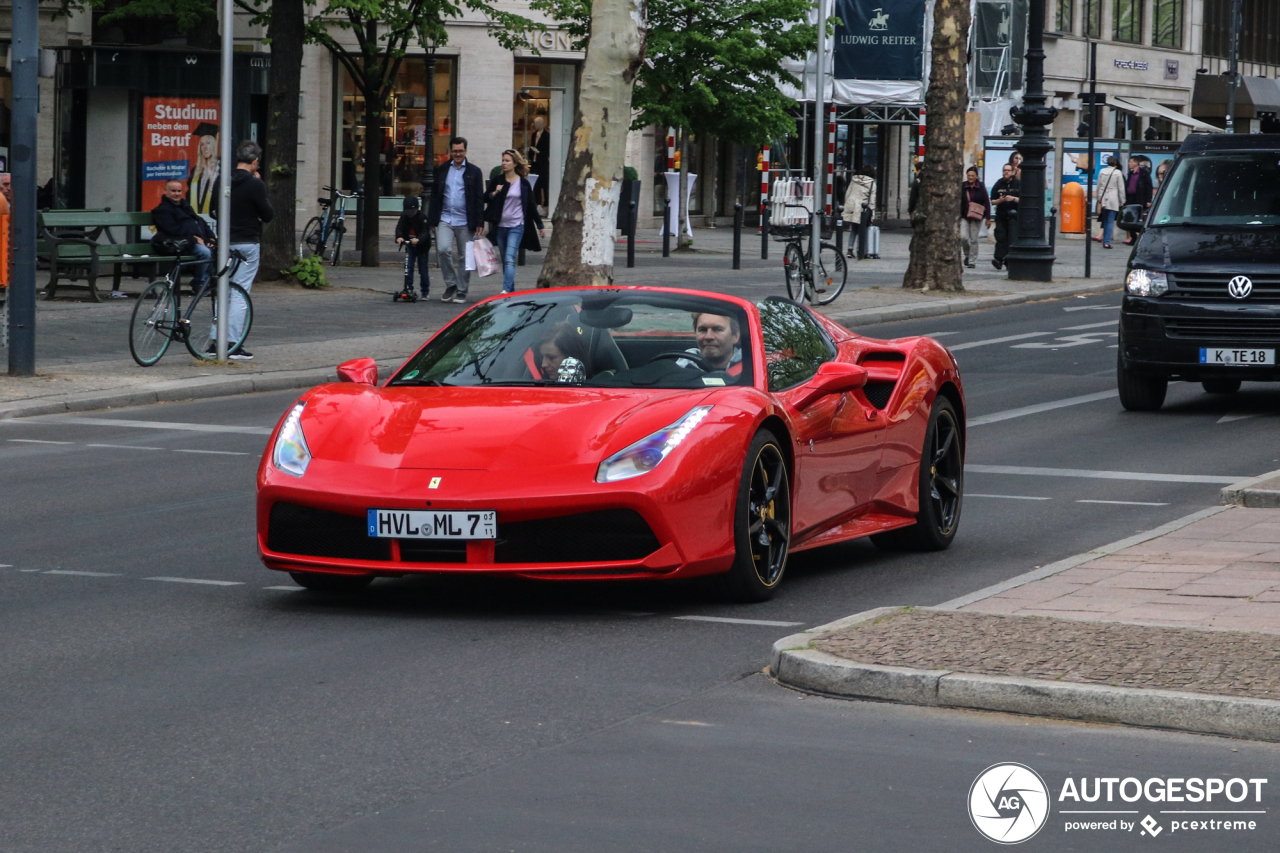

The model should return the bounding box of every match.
[298,384,715,471]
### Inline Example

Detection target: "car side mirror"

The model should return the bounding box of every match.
[791,362,868,410]
[336,357,379,385]
[1117,203,1146,234]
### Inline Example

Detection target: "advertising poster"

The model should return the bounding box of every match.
[141,97,221,217]
[1131,141,1180,194]
[1060,139,1125,232]
[982,137,1056,218]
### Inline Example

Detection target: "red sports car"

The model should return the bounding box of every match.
[256,287,964,601]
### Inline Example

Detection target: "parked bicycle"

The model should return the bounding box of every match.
[773,204,847,306]
[128,241,252,367]
[299,186,360,266]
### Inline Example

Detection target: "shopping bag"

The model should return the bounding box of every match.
[472,236,500,278]
[464,240,477,272]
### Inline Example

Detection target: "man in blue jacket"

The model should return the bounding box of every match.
[427,136,485,304]
[151,179,215,296]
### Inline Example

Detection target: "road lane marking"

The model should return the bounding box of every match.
[263,585,304,591]
[1218,413,1258,423]
[661,720,713,726]
[1063,305,1121,312]
[144,577,244,586]
[1077,499,1170,506]
[968,390,1119,426]
[673,615,804,627]
[44,570,120,577]
[923,331,961,337]
[7,438,74,445]
[13,417,273,435]
[86,444,163,451]
[1060,319,1121,330]
[967,464,1242,484]
[968,493,1052,500]
[174,449,253,456]
[1011,331,1117,349]
[949,332,1053,350]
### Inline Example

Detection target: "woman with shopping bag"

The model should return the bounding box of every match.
[1093,156,1124,249]
[484,149,546,293]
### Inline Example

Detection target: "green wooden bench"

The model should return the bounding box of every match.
[39,210,201,302]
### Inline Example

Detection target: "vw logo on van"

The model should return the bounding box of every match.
[1228,275,1253,299]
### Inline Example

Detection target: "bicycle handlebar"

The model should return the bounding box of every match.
[321,186,361,199]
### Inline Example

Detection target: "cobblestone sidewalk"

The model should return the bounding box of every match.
[810,506,1280,704]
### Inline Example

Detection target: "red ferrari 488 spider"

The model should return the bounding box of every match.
[257,287,964,601]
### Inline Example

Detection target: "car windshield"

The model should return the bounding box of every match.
[388,291,754,389]
[1149,152,1280,227]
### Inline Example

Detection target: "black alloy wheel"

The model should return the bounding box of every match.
[873,398,963,552]
[1202,378,1242,395]
[723,430,792,602]
[289,571,375,592]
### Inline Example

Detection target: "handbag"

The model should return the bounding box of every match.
[472,236,500,277]
[966,201,986,221]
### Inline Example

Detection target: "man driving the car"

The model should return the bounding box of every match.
[679,312,742,373]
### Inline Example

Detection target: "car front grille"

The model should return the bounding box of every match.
[1170,273,1280,302]
[1164,317,1280,342]
[495,509,661,564]
[267,502,391,561]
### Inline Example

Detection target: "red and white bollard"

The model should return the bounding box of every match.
[825,104,836,216]
[667,129,675,171]
[917,106,926,161]
[760,145,770,231]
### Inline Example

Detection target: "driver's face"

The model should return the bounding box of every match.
[540,342,565,376]
[695,313,739,370]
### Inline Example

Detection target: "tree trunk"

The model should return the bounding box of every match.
[259,0,305,280]
[676,127,692,249]
[536,0,648,288]
[902,0,971,292]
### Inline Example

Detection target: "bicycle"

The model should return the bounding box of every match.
[773,205,847,306]
[299,186,360,266]
[128,241,253,367]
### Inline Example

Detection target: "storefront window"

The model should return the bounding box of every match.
[339,57,454,199]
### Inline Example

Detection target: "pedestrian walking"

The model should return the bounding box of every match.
[484,149,545,294]
[527,117,551,212]
[394,194,430,299]
[1093,156,1124,249]
[841,165,876,259]
[1121,156,1153,246]
[908,161,922,218]
[990,163,1020,271]
[427,136,485,304]
[959,166,991,268]
[226,140,273,361]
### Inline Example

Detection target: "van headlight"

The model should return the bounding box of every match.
[596,406,712,482]
[1125,269,1167,297]
[272,403,312,478]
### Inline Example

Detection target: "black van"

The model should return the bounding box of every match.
[1117,133,1280,410]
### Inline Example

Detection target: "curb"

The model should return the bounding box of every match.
[0,365,349,420]
[825,280,1120,328]
[771,607,1280,743]
[1221,468,1280,509]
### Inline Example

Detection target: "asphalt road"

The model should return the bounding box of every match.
[4,290,1280,852]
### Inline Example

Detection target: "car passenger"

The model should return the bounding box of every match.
[537,322,590,378]
[679,312,742,374]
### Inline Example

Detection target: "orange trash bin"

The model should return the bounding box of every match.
[1059,180,1085,233]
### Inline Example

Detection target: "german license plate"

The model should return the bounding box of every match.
[1200,348,1275,366]
[367,509,496,539]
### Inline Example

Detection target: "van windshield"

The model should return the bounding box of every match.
[1149,152,1280,227]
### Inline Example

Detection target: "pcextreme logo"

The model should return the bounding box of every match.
[969,763,1269,844]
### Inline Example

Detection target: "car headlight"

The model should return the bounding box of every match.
[1125,269,1167,297]
[596,405,713,483]
[272,403,312,478]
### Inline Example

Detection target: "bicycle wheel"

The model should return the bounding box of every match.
[300,217,326,260]
[185,283,254,360]
[811,242,848,306]
[783,242,805,301]
[129,280,177,367]
[330,221,346,266]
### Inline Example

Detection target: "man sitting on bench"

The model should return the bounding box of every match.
[151,179,214,296]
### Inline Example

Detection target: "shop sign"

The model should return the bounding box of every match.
[1114,59,1150,70]
[832,0,926,81]
[142,96,221,215]
[523,29,580,53]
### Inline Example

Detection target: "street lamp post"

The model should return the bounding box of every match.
[1004,0,1057,282]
